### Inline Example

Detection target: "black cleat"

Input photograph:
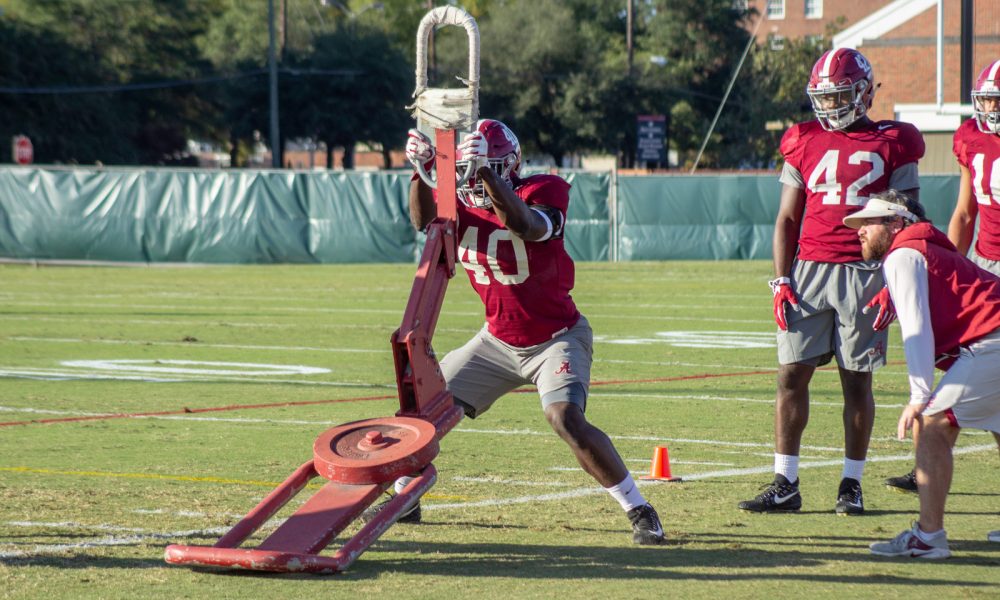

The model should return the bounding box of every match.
[627,503,665,545]
[738,474,802,513]
[360,494,422,524]
[835,477,864,515]
[885,469,918,494]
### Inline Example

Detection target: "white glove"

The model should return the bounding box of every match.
[457,131,488,169]
[405,128,435,169]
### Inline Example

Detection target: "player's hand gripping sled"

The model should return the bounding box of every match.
[163,6,479,574]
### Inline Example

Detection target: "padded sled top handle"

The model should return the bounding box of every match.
[413,6,480,100]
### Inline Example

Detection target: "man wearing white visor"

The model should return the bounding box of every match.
[843,189,1000,559]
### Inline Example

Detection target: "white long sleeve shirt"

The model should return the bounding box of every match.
[882,248,936,405]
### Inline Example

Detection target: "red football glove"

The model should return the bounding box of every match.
[863,286,896,331]
[770,277,799,331]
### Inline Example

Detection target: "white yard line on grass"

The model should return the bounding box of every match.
[423,443,996,512]
[2,299,482,318]
[0,367,391,388]
[0,522,232,559]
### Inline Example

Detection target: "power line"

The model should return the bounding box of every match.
[0,67,362,95]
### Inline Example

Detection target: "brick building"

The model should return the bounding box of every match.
[747,0,1000,173]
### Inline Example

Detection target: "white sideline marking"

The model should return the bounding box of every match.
[9,335,390,354]
[589,312,771,325]
[589,392,902,410]
[0,299,479,317]
[60,359,330,377]
[596,331,775,349]
[0,368,390,388]
[133,509,246,519]
[452,476,574,487]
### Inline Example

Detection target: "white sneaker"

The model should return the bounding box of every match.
[869,524,951,559]
[988,530,1000,543]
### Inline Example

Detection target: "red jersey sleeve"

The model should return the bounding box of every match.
[891,122,926,169]
[779,124,806,171]
[952,119,978,169]
[516,175,571,215]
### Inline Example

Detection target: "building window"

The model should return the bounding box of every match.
[804,0,822,19]
[769,34,786,51]
[766,0,785,19]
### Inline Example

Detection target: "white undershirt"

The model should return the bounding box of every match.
[882,247,936,404]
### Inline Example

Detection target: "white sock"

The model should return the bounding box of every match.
[916,525,945,541]
[393,476,415,494]
[775,454,799,483]
[605,474,646,511]
[841,457,865,482]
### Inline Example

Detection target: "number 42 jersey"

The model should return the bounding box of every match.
[780,119,925,263]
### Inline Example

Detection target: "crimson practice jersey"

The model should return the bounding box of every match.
[454,174,580,347]
[953,118,1000,260]
[781,119,925,262]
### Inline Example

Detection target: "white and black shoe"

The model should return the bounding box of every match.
[627,503,665,545]
[835,477,864,516]
[737,474,801,513]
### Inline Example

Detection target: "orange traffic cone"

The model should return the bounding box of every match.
[639,446,682,482]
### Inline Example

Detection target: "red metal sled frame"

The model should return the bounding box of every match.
[164,129,463,575]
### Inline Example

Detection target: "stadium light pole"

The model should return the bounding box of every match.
[268,0,281,168]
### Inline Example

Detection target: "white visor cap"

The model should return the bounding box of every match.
[843,198,918,229]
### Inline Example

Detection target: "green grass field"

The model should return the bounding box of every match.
[1,261,998,599]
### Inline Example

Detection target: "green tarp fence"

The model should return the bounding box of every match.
[0,167,959,263]
[615,174,959,261]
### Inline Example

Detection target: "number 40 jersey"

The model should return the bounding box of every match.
[780,119,925,263]
[454,174,581,348]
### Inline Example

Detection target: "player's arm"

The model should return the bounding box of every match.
[478,167,553,241]
[773,183,805,278]
[946,164,977,255]
[882,248,935,439]
[409,177,436,231]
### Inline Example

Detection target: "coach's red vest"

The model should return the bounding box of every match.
[887,222,1000,369]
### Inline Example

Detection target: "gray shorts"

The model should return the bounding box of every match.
[440,316,592,418]
[776,259,888,371]
[971,250,1000,278]
[924,330,1000,433]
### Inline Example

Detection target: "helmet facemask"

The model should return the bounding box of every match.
[456,153,519,209]
[808,79,870,131]
[973,91,1000,135]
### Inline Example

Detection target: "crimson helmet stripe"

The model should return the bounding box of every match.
[979,59,1000,91]
[818,49,840,79]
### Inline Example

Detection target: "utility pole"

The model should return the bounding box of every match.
[268,0,281,168]
[960,0,973,106]
[626,0,634,78]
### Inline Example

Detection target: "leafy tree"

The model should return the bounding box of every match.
[280,23,411,169]
[0,19,134,163]
[2,0,229,164]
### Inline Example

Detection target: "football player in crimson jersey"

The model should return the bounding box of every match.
[884,59,1000,509]
[364,119,665,545]
[738,48,926,516]
[842,190,1000,558]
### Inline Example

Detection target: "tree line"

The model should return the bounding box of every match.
[0,0,829,169]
